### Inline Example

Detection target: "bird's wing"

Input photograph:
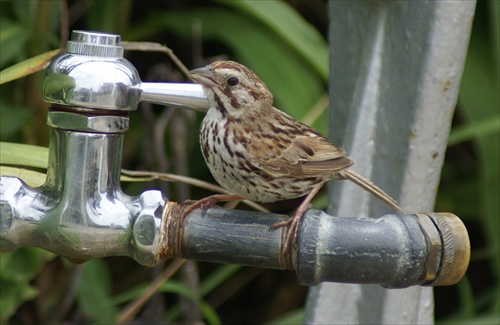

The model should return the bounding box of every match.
[256,130,353,178]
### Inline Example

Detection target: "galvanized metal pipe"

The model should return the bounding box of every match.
[159,204,469,287]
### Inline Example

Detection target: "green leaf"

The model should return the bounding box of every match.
[265,308,304,325]
[0,248,55,322]
[488,0,499,75]
[0,166,46,187]
[0,48,60,84]
[109,283,148,306]
[85,0,133,34]
[0,277,38,322]
[439,312,500,325]
[449,4,500,319]
[221,0,328,81]
[77,259,118,324]
[112,280,221,325]
[159,280,221,324]
[435,175,479,218]
[199,300,221,325]
[0,142,49,169]
[455,276,475,318]
[11,0,36,28]
[0,19,30,68]
[0,101,30,138]
[164,265,241,322]
[447,116,500,146]
[458,28,500,277]
[199,264,241,296]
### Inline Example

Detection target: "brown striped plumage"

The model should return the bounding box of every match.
[190,60,401,252]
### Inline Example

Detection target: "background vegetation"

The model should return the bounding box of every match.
[0,1,498,324]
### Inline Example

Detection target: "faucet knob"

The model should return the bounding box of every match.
[67,30,124,58]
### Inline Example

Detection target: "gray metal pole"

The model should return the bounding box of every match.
[304,1,476,324]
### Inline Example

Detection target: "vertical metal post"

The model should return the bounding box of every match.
[304,1,476,324]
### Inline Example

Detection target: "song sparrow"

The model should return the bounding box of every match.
[189,60,401,253]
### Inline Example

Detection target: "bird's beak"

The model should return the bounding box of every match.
[189,66,218,87]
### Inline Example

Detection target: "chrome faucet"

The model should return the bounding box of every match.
[1,30,208,266]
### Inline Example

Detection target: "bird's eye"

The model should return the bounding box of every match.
[227,77,239,86]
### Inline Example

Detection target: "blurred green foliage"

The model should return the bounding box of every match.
[434,1,499,323]
[0,0,498,324]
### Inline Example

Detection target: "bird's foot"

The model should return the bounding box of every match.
[180,194,244,219]
[270,183,324,256]
[270,214,302,256]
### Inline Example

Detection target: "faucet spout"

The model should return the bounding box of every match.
[140,82,209,112]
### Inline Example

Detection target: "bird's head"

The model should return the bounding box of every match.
[189,61,273,117]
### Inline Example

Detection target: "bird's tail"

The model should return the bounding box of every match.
[337,169,402,211]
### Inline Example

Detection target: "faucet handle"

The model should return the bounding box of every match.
[44,30,140,111]
[67,30,124,58]
[43,29,209,112]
